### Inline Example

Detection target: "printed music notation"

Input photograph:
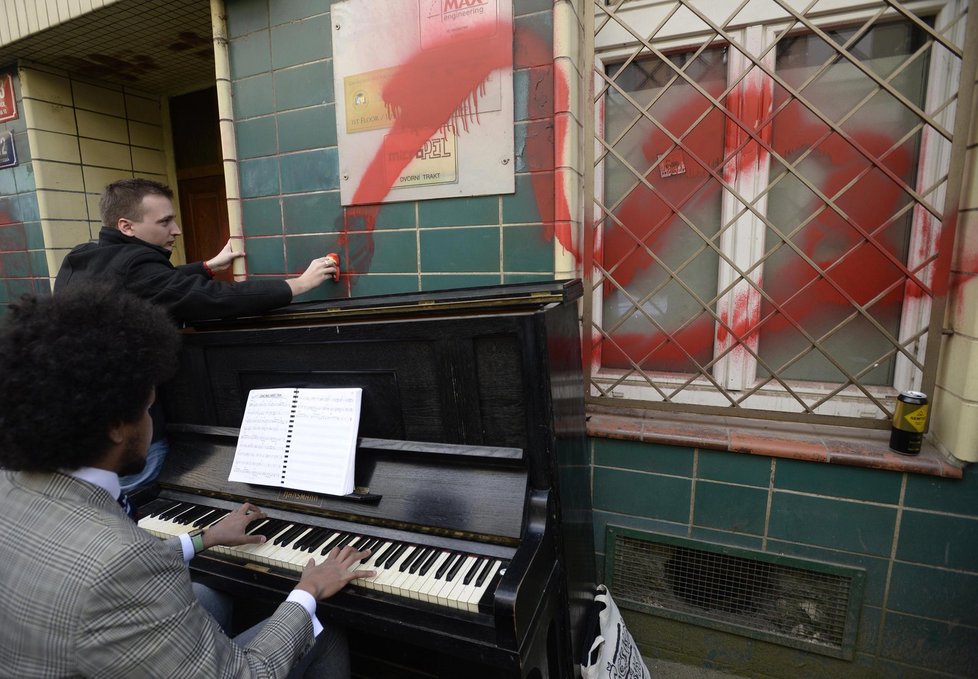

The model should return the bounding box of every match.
[228,387,362,496]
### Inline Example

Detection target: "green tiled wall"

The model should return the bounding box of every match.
[0,70,46,318]
[591,437,978,678]
[226,0,559,299]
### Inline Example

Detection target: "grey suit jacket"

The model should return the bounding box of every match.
[0,471,315,678]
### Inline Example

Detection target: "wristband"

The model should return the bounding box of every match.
[202,260,215,277]
[189,528,205,554]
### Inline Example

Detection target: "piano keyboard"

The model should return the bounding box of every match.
[137,499,505,613]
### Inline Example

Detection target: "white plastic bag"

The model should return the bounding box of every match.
[580,584,652,679]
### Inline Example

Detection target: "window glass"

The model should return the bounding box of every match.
[602,48,727,373]
[758,21,930,384]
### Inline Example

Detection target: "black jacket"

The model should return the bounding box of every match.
[54,227,293,322]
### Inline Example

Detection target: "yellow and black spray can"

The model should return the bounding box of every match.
[889,390,928,455]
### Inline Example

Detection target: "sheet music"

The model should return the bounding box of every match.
[229,387,362,496]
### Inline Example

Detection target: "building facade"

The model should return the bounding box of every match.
[0,0,976,676]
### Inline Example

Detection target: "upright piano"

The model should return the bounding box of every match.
[142,279,596,678]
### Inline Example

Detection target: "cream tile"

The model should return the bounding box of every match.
[27,128,81,163]
[41,219,92,248]
[86,193,103,223]
[553,2,582,63]
[947,272,978,335]
[555,111,581,173]
[125,93,162,124]
[83,166,132,193]
[554,56,582,118]
[45,248,71,281]
[32,160,84,191]
[931,388,978,463]
[76,109,129,144]
[22,98,77,134]
[936,333,978,398]
[19,66,71,105]
[962,147,978,210]
[79,137,132,169]
[72,80,124,116]
[129,120,163,149]
[131,146,166,174]
[951,208,978,274]
[36,189,87,221]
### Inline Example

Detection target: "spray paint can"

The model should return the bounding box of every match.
[889,391,928,455]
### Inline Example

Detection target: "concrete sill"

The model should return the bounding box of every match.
[586,404,963,479]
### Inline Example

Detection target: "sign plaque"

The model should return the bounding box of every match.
[0,73,17,123]
[0,131,18,169]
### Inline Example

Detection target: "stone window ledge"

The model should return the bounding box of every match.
[586,404,963,479]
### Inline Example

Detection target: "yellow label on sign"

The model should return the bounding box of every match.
[344,67,397,134]
[903,406,928,433]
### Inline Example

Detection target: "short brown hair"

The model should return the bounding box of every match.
[100,178,174,229]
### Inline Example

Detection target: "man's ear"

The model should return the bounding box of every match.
[107,422,127,445]
[117,218,135,237]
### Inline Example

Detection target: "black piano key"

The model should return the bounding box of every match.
[408,548,433,574]
[463,557,486,585]
[417,549,440,576]
[244,519,270,536]
[256,520,290,539]
[174,505,211,525]
[382,544,408,569]
[370,542,397,566]
[360,537,382,554]
[397,546,419,572]
[435,553,461,579]
[334,534,357,550]
[295,527,328,551]
[195,508,230,528]
[139,499,178,517]
[477,563,507,614]
[184,506,218,527]
[319,532,349,555]
[274,523,307,546]
[348,536,371,551]
[445,553,468,582]
[159,502,195,521]
[357,539,377,557]
[473,558,495,587]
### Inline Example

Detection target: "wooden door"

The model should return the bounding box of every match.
[177,172,232,283]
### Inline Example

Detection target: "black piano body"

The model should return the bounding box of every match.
[149,279,596,678]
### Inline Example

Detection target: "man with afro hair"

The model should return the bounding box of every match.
[0,284,372,678]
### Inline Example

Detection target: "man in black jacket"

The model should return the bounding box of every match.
[55,178,340,491]
[55,178,338,322]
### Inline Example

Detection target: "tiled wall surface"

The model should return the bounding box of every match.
[592,437,978,678]
[227,0,560,300]
[17,64,172,287]
[933,65,978,460]
[0,68,44,316]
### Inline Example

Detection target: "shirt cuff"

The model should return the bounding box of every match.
[178,533,195,562]
[287,589,324,637]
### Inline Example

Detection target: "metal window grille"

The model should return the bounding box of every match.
[583,0,977,425]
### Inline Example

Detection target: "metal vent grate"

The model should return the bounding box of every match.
[606,527,865,659]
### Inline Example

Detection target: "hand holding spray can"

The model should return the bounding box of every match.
[889,391,928,455]
[325,252,340,281]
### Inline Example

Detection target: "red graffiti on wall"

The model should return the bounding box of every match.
[340,21,569,280]
[598,76,933,372]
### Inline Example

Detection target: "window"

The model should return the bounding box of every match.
[588,0,968,423]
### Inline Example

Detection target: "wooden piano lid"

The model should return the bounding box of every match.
[184,279,583,330]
